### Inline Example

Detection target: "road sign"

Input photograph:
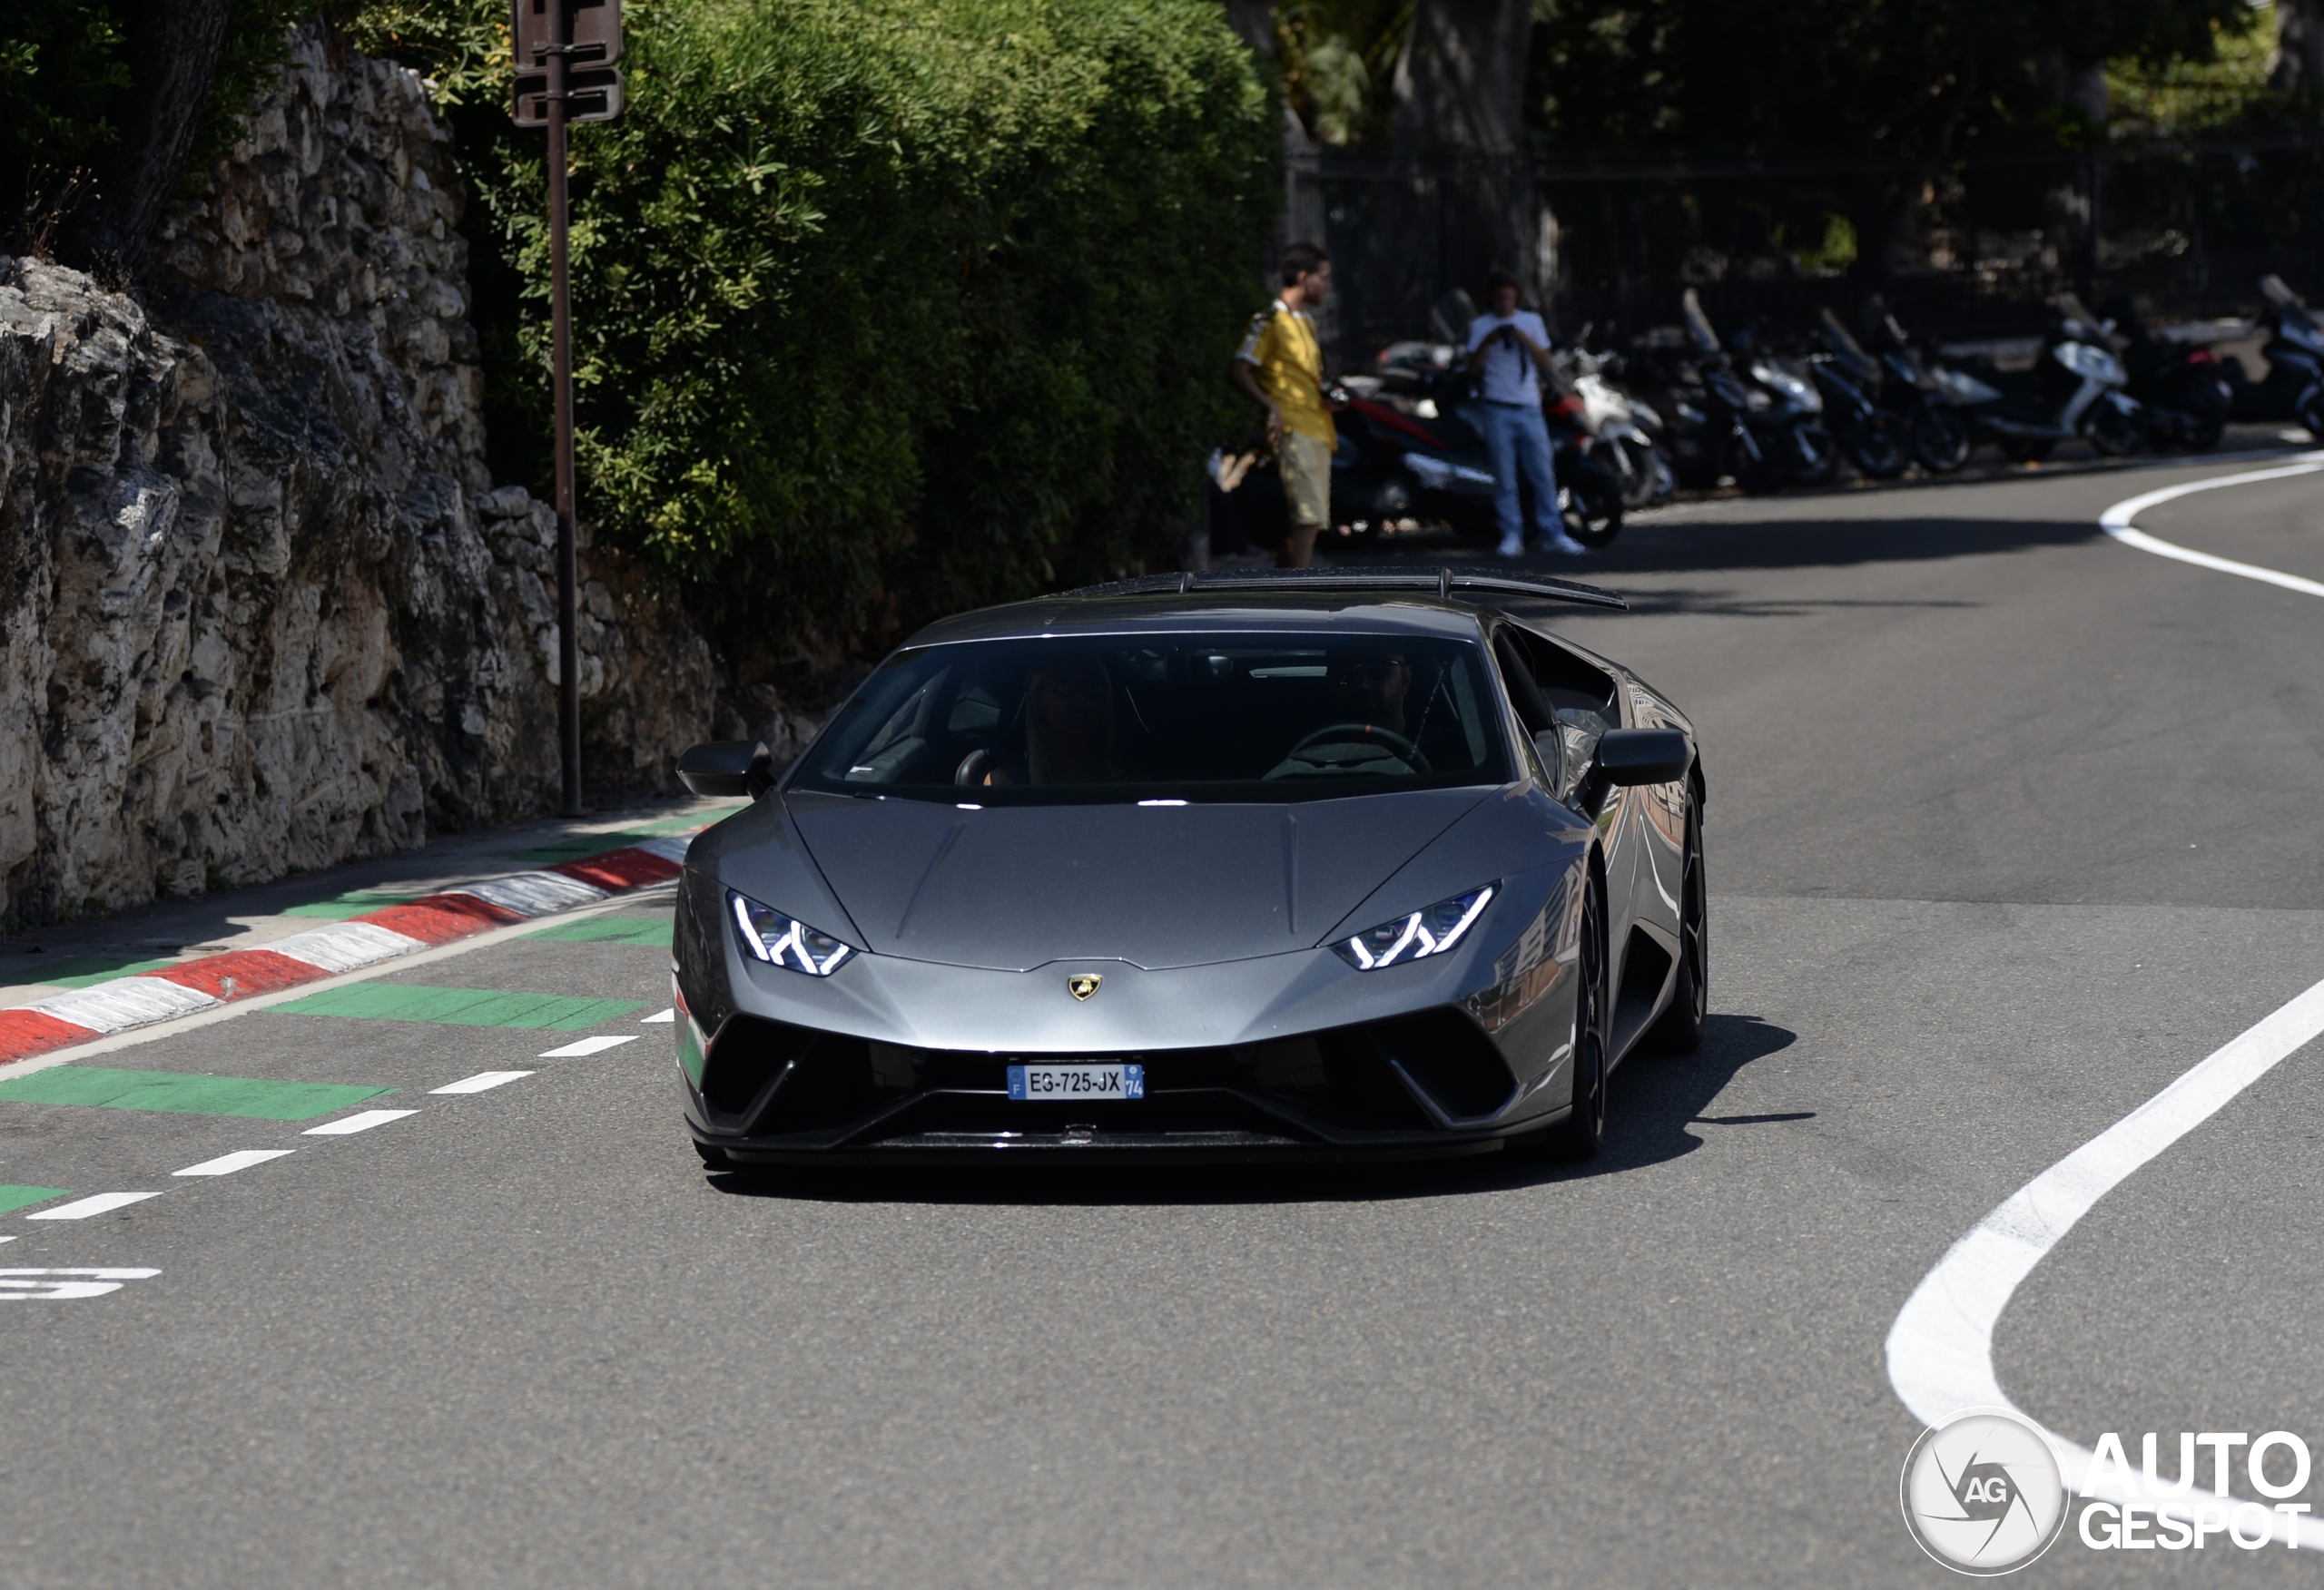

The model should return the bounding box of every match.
[511,66,625,126]
[511,0,622,68]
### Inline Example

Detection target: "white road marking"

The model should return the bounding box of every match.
[2101,454,2324,599]
[431,1070,533,1094]
[17,977,218,1035]
[0,1267,162,1300]
[451,871,608,917]
[174,1148,296,1177]
[537,1035,635,1057]
[640,1008,675,1024]
[1886,974,2324,1550]
[269,921,428,975]
[302,1109,419,1135]
[25,1191,165,1220]
[0,1234,15,1244]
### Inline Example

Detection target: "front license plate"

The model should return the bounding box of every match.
[1007,1063,1144,1102]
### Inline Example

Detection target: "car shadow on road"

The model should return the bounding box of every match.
[1375,515,2101,589]
[704,1013,1798,1208]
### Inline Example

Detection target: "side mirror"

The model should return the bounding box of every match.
[1595,727,1690,787]
[677,740,774,799]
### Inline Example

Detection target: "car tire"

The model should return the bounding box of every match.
[1645,787,1708,1055]
[1542,872,1611,1160]
[1910,407,1972,473]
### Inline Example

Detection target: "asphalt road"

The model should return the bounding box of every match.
[4,456,2322,1587]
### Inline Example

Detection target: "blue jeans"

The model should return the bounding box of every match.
[1474,403,1559,544]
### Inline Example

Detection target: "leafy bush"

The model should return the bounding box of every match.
[1,0,314,241]
[409,0,1276,653]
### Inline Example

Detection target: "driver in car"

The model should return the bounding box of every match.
[1267,647,1428,779]
[1327,648,1411,735]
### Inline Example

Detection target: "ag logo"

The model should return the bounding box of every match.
[1067,974,1102,1002]
[1901,1408,2069,1575]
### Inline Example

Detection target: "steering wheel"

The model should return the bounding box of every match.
[1284,722,1432,773]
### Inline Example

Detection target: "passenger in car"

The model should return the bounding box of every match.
[980,655,1145,785]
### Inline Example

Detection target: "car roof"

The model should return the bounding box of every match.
[902,567,1626,649]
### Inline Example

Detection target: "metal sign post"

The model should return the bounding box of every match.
[511,0,623,817]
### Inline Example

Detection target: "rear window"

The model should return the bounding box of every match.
[788,633,1511,804]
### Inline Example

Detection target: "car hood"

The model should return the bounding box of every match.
[783,788,1492,972]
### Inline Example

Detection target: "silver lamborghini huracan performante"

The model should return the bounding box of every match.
[671,568,1705,1165]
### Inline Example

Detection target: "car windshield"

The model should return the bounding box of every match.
[788,633,1511,805]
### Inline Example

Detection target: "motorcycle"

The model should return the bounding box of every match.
[1932,293,2144,463]
[1555,329,1675,510]
[2222,274,2324,437]
[1857,299,1973,473]
[1807,309,1910,479]
[1635,290,1837,490]
[2102,297,2230,453]
[1345,343,1626,549]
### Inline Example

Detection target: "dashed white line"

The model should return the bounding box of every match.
[431,1070,534,1094]
[538,1035,636,1057]
[25,1191,165,1220]
[1887,973,2324,1549]
[174,1149,297,1177]
[302,1109,418,1136]
[640,1008,675,1025]
[0,1267,162,1300]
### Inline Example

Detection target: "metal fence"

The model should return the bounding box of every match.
[1286,132,2324,363]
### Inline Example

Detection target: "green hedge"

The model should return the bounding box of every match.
[452,0,1276,650]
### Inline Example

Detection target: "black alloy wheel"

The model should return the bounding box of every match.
[1547,873,1611,1159]
[2299,389,2324,442]
[2180,401,2226,454]
[1561,462,1625,547]
[1909,407,1972,473]
[1787,421,1840,486]
[1646,787,1708,1055]
[1846,414,1911,480]
[2087,401,2143,457]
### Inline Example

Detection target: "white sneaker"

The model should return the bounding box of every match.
[1495,533,1525,558]
[1541,533,1588,556]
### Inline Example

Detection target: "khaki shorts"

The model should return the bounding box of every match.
[1278,430,1333,528]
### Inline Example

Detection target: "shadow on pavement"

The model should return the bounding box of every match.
[704,1012,1798,1208]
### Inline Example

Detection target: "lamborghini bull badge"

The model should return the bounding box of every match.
[1068,974,1103,1001]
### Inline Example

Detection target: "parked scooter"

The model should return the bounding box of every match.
[2103,297,2230,452]
[1857,299,1973,473]
[1556,328,1675,509]
[1637,291,1837,490]
[1932,294,2145,463]
[1808,309,1909,479]
[1334,342,1624,549]
[2222,275,2324,437]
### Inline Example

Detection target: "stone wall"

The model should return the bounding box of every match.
[0,32,713,930]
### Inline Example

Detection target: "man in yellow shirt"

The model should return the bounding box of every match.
[1233,243,1336,568]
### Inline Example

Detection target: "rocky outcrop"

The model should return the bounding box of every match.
[0,33,713,931]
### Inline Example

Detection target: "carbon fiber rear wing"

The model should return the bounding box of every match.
[1059,565,1629,611]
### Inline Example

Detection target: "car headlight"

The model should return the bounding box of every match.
[1332,885,1494,970]
[728,889,855,976]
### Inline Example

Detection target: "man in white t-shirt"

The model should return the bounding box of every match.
[1464,270,1583,557]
